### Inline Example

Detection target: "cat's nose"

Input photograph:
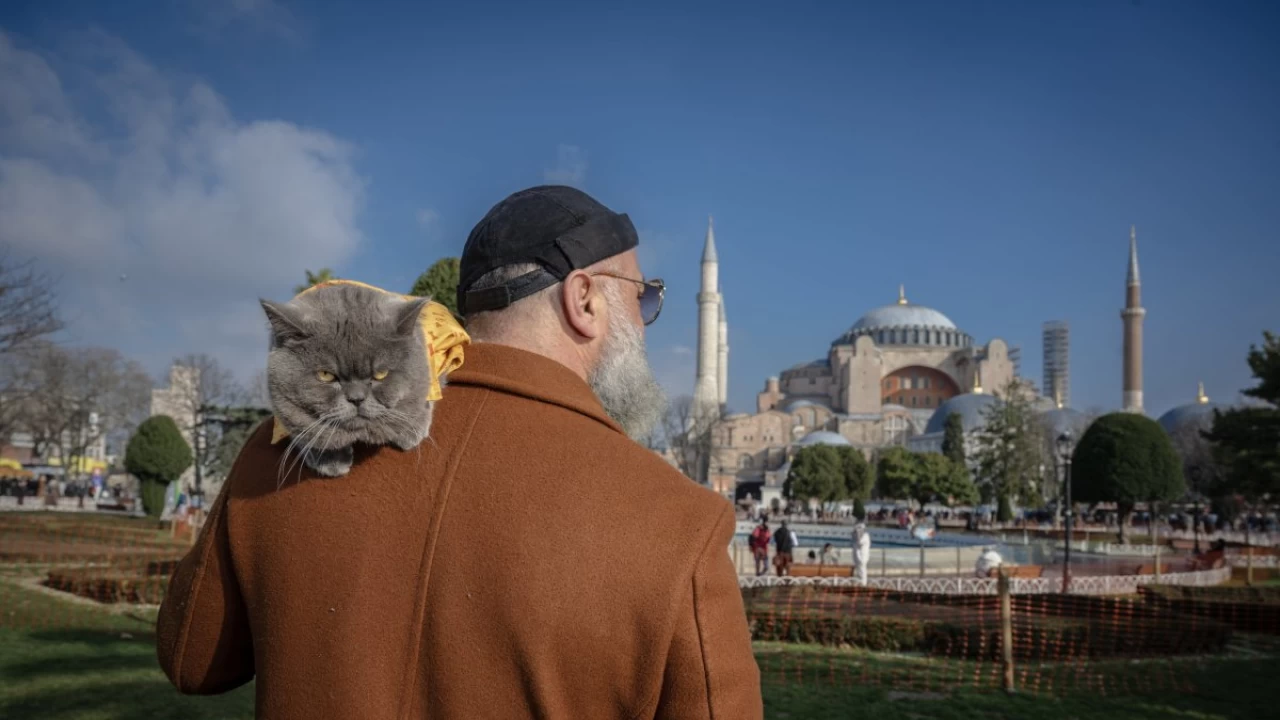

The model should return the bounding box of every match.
[346,391,367,405]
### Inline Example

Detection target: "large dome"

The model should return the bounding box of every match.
[833,287,972,348]
[924,393,999,435]
[1158,384,1225,436]
[851,303,957,332]
[795,430,852,447]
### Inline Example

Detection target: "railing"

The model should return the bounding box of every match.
[739,565,1232,595]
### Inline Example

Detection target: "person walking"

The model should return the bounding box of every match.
[155,185,762,719]
[750,520,772,576]
[773,520,795,576]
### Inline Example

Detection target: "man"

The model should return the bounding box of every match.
[155,185,761,719]
[773,520,794,576]
[749,520,771,576]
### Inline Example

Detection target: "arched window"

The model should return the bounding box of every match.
[913,329,920,344]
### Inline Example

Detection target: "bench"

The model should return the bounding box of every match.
[789,564,853,578]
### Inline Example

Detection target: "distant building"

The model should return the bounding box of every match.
[1042,320,1070,407]
[150,364,200,490]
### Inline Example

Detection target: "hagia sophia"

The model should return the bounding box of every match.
[686,220,1224,504]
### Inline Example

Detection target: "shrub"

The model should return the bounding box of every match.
[1071,412,1184,543]
[750,613,927,651]
[44,568,169,605]
[923,616,1231,661]
[124,415,193,518]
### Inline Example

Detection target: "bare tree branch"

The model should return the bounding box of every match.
[0,249,62,355]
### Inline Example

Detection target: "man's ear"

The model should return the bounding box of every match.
[261,299,310,347]
[394,297,430,337]
[560,271,606,341]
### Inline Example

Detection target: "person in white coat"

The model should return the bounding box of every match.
[975,547,1004,578]
[852,523,872,586]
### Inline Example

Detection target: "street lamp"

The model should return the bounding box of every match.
[1056,430,1076,593]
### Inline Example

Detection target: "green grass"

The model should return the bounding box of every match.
[3,579,1277,719]
[2,510,1277,720]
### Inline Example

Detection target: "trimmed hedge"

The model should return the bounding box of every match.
[1141,584,1280,605]
[923,616,1232,661]
[750,614,926,651]
[44,569,169,605]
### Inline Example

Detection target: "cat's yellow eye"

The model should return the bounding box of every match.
[316,370,336,383]
[373,370,389,381]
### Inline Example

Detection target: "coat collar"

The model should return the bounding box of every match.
[446,342,624,435]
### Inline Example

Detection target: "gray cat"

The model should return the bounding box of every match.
[261,283,434,478]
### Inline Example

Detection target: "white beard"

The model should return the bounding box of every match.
[588,285,667,441]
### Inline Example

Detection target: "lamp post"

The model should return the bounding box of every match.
[1056,430,1076,593]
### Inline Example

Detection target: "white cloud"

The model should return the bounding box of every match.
[543,144,587,187]
[189,0,302,42]
[671,345,693,355]
[0,29,364,381]
[415,207,440,236]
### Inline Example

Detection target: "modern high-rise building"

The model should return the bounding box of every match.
[1042,321,1070,407]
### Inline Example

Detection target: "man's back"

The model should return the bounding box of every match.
[156,344,761,719]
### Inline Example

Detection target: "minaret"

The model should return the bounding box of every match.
[717,301,728,408]
[693,216,721,418]
[1196,381,1209,405]
[1121,225,1146,413]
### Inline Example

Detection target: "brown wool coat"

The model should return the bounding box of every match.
[156,343,762,719]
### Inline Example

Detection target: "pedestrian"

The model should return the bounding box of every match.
[774,520,795,576]
[852,522,872,586]
[750,520,771,576]
[156,185,762,719]
[820,542,838,566]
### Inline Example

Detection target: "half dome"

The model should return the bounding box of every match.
[1157,383,1226,435]
[795,430,852,447]
[924,393,999,435]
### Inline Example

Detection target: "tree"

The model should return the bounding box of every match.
[784,444,842,505]
[170,354,245,495]
[660,395,716,483]
[125,415,193,518]
[876,446,920,504]
[0,252,63,443]
[920,452,980,507]
[972,379,1046,519]
[21,345,152,477]
[941,412,966,467]
[206,407,274,482]
[1202,332,1280,579]
[837,446,875,502]
[1072,412,1185,544]
[294,268,337,295]
[409,257,461,318]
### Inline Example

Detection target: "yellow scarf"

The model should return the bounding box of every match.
[269,279,470,444]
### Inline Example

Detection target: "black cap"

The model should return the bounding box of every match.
[457,185,639,315]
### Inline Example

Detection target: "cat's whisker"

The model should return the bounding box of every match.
[277,414,332,487]
[282,410,341,485]
[290,411,341,482]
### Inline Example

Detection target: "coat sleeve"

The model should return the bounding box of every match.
[653,504,762,719]
[155,453,255,694]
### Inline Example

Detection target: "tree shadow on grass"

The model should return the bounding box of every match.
[0,629,254,720]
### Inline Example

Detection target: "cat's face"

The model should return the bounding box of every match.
[261,285,433,449]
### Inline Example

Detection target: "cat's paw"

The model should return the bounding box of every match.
[390,428,428,451]
[305,445,355,477]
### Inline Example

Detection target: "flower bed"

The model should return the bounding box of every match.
[43,568,169,605]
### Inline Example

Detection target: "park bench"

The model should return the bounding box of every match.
[789,564,853,578]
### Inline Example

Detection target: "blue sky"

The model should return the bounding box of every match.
[1,0,1277,418]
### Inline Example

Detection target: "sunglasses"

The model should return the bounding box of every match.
[590,272,666,325]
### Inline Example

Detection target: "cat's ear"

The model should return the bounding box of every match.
[394,297,430,337]
[261,299,310,346]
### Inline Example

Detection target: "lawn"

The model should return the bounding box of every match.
[2,580,1276,719]
[2,512,1276,719]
